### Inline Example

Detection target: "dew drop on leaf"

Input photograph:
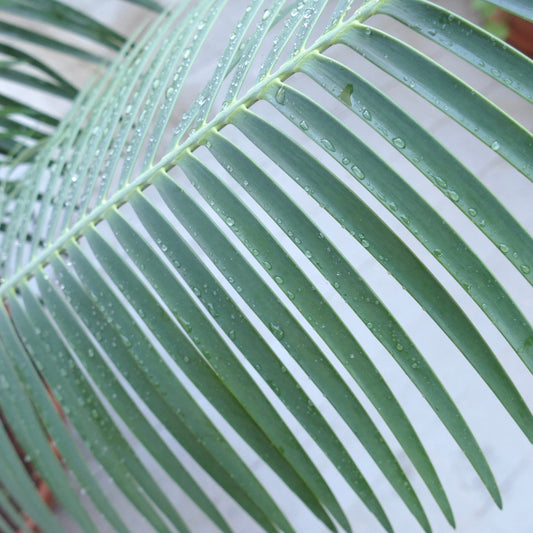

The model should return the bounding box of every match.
[321,138,335,151]
[275,86,285,104]
[434,175,447,188]
[299,120,309,130]
[392,137,406,149]
[351,164,365,179]
[499,243,509,253]
[269,322,285,340]
[448,191,459,202]
[362,108,372,120]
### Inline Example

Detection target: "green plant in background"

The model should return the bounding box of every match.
[471,0,509,39]
[0,0,532,532]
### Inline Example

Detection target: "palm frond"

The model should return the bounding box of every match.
[1,0,532,532]
[0,0,162,161]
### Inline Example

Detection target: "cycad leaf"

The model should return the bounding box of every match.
[1,0,532,532]
[0,0,161,159]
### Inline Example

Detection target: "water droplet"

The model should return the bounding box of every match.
[427,28,437,36]
[262,8,272,20]
[361,239,370,248]
[433,249,443,257]
[351,164,365,179]
[183,48,191,59]
[226,217,235,227]
[434,176,447,188]
[321,138,335,152]
[491,140,500,151]
[498,243,509,253]
[228,329,236,340]
[520,264,531,274]
[342,157,350,165]
[448,191,459,202]
[362,108,372,120]
[152,79,160,90]
[263,261,272,270]
[392,137,406,149]
[274,275,284,284]
[304,250,312,259]
[396,343,404,351]
[269,322,285,340]
[275,86,285,104]
[467,208,477,217]
[165,87,174,99]
[299,120,309,130]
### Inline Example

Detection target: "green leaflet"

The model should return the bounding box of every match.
[7,289,184,533]
[260,78,533,433]
[154,169,432,532]
[130,190,393,532]
[231,106,501,507]
[35,268,232,533]
[378,0,533,102]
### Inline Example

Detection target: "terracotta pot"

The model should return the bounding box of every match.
[485,8,533,59]
[505,13,533,59]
